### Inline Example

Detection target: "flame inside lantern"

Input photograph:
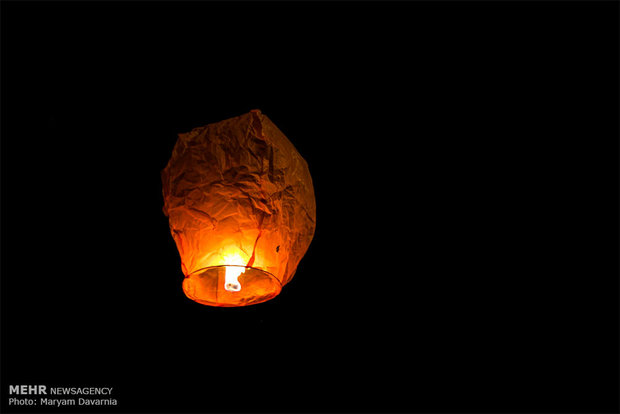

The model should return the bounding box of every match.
[220,252,246,292]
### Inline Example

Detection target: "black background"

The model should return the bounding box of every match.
[1,1,618,413]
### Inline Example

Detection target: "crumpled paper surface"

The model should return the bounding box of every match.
[162,110,316,289]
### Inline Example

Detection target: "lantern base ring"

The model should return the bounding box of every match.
[183,265,282,307]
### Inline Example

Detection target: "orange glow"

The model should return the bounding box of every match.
[162,110,316,307]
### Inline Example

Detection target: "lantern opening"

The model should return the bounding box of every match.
[183,265,282,307]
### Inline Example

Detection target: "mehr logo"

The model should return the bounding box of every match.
[9,385,117,407]
[9,385,47,395]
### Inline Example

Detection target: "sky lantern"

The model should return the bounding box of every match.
[161,110,316,307]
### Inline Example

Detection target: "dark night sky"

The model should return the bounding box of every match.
[1,1,618,413]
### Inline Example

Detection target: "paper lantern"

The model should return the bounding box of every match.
[161,110,316,307]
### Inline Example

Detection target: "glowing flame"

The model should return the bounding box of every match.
[224,266,243,292]
[221,252,247,292]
